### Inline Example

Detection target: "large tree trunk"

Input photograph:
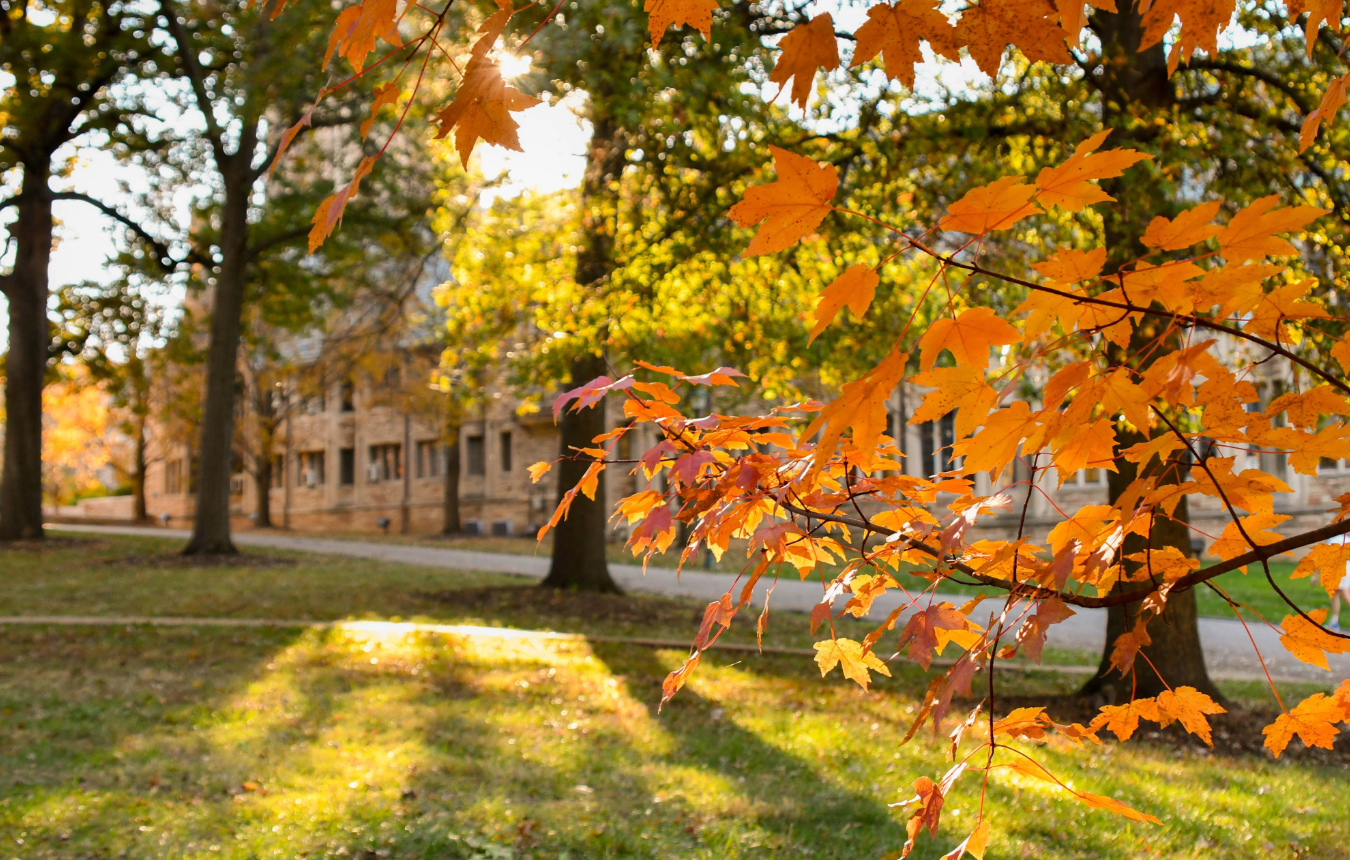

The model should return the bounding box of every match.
[442,411,462,534]
[0,161,52,541]
[1077,1,1217,700]
[183,161,250,555]
[543,352,618,592]
[542,114,624,593]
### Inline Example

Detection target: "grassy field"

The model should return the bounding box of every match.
[278,528,1333,623]
[1,535,1348,858]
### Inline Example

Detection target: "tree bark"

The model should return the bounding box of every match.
[442,412,462,534]
[541,113,625,593]
[0,161,52,541]
[255,449,273,528]
[183,159,251,555]
[1077,0,1217,700]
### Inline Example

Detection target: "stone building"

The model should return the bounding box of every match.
[143,369,1350,558]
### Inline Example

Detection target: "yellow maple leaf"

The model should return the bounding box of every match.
[360,82,401,140]
[918,307,1021,371]
[1089,696,1159,741]
[768,13,840,109]
[848,0,958,88]
[1033,130,1151,212]
[813,637,892,690]
[528,461,553,483]
[1245,279,1330,343]
[952,400,1040,480]
[939,176,1043,234]
[644,0,719,44]
[728,146,838,256]
[1031,247,1106,284]
[809,265,878,344]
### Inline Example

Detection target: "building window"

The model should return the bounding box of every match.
[305,390,326,414]
[500,431,513,473]
[341,379,355,412]
[466,435,486,476]
[416,440,442,479]
[165,458,184,495]
[339,447,355,486]
[299,451,326,487]
[1320,458,1348,473]
[230,474,245,496]
[1067,468,1105,486]
[271,455,285,488]
[919,414,959,477]
[368,443,401,483]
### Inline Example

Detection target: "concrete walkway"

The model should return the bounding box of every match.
[45,523,1350,684]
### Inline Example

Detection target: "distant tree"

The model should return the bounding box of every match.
[0,0,169,539]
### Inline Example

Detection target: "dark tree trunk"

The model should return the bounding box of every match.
[254,451,273,528]
[541,113,625,593]
[184,159,251,555]
[1077,1,1217,700]
[543,352,618,592]
[442,413,462,534]
[0,161,51,541]
[132,415,148,522]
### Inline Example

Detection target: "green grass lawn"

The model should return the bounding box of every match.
[291,529,1336,622]
[1,535,1348,858]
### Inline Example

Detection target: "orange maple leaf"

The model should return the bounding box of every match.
[1280,609,1350,670]
[360,82,401,140]
[952,0,1070,79]
[801,347,908,471]
[1263,691,1346,757]
[809,265,878,343]
[1090,696,1159,741]
[908,366,1000,440]
[324,0,403,72]
[1215,195,1330,264]
[1155,686,1226,746]
[433,54,542,167]
[917,307,1021,371]
[769,13,840,109]
[728,146,838,256]
[848,0,958,89]
[938,176,1043,234]
[1208,512,1289,561]
[1139,0,1236,74]
[1033,130,1151,212]
[1050,418,1117,482]
[1140,200,1223,251]
[1287,0,1343,56]
[309,156,375,253]
[644,0,718,44]
[1300,73,1349,153]
[1292,541,1350,596]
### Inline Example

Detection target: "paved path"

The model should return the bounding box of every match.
[46,523,1350,684]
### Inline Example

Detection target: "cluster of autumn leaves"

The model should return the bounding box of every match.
[530,129,1350,850]
[269,0,1350,850]
[287,0,1350,258]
